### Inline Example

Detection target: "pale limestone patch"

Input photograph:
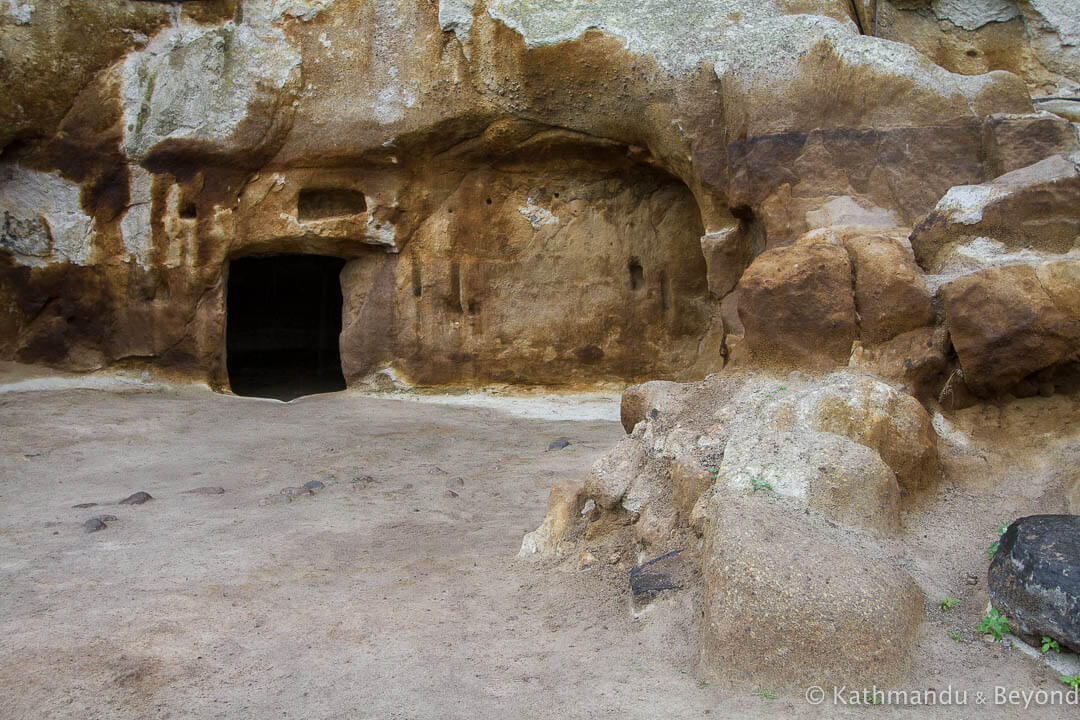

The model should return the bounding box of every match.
[518,198,558,229]
[121,165,154,268]
[714,15,996,102]
[0,164,93,266]
[243,0,337,25]
[488,0,856,73]
[438,0,475,54]
[804,196,900,231]
[121,22,301,161]
[932,184,1001,225]
[931,0,1020,31]
[3,0,32,25]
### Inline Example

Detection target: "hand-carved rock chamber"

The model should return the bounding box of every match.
[1,0,1079,401]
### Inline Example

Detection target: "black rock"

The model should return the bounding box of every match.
[988,514,1080,652]
[629,549,687,609]
[91,514,119,523]
[303,480,325,491]
[72,503,97,509]
[84,518,107,533]
[547,438,571,451]
[118,491,153,505]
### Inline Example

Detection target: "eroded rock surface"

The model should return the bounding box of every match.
[1,0,1070,392]
[988,514,1080,652]
[522,371,938,685]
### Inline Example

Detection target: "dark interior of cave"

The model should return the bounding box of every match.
[226,254,347,401]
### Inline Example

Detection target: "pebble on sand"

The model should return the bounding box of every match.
[118,492,153,505]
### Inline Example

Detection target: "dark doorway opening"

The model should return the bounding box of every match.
[226,254,347,401]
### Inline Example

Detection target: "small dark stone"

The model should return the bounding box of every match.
[72,503,97,509]
[351,475,374,484]
[547,438,571,451]
[648,408,659,420]
[91,514,118,523]
[988,515,1080,651]
[302,480,325,491]
[428,466,449,476]
[446,490,459,499]
[183,486,225,495]
[445,477,465,488]
[84,518,107,533]
[118,491,153,505]
[629,549,686,608]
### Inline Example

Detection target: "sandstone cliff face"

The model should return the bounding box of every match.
[1,0,1078,397]
[6,0,1080,694]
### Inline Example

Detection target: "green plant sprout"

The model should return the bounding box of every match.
[755,688,777,700]
[1060,674,1080,692]
[1041,637,1061,653]
[949,630,963,643]
[987,523,1010,557]
[750,476,773,492]
[977,609,1010,641]
[938,596,959,611]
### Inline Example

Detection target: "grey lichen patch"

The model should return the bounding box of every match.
[0,164,93,266]
[1,210,51,257]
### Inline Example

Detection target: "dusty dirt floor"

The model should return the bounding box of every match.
[1,362,1078,719]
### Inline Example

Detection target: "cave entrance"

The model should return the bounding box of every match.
[226,254,347,401]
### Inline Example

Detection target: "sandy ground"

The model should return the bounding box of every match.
[1,364,1078,719]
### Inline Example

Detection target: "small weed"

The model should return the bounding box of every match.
[1041,637,1061,654]
[949,630,963,643]
[750,476,773,492]
[977,608,1010,641]
[987,523,1010,557]
[938,596,959,611]
[1060,674,1080,692]
[755,688,777,700]
[697,679,710,689]
[706,465,720,480]
[676,668,688,675]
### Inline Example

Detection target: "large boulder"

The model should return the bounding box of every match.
[848,326,950,399]
[718,426,900,535]
[938,262,1080,396]
[911,154,1080,273]
[736,235,857,369]
[518,478,586,556]
[988,515,1080,652]
[842,232,934,344]
[772,372,940,492]
[700,493,924,689]
[619,380,689,434]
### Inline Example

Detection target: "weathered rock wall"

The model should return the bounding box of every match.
[1,0,1078,394]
